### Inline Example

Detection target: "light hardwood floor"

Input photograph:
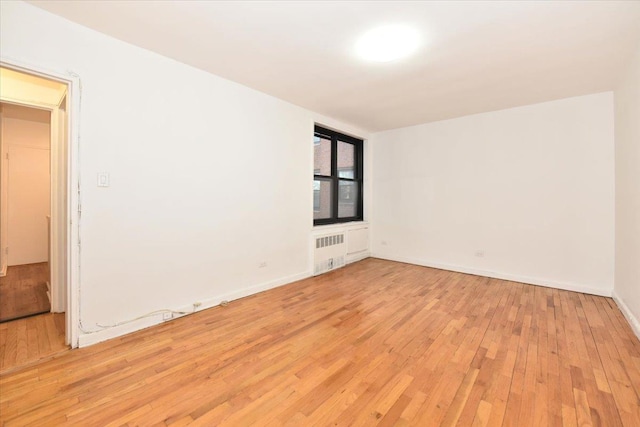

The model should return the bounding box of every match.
[0,313,67,374]
[1,258,639,426]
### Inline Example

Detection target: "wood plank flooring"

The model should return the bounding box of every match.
[0,263,50,322]
[0,313,67,374]
[1,258,639,426]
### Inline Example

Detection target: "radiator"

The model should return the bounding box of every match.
[313,233,346,275]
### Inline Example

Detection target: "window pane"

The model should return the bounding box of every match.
[313,179,333,220]
[313,136,332,176]
[337,141,355,178]
[338,180,358,218]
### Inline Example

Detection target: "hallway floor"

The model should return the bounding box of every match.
[0,263,50,322]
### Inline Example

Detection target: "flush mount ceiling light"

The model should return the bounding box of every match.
[355,25,420,62]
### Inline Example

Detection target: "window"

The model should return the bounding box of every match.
[313,125,363,225]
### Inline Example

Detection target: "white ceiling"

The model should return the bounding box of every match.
[29,1,640,132]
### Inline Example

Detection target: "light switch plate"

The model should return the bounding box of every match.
[97,172,110,187]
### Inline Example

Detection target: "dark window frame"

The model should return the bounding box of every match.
[313,125,364,226]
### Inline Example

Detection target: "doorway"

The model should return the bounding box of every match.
[0,102,52,322]
[0,64,74,371]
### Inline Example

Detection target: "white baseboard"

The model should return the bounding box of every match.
[370,252,612,297]
[184,270,312,315]
[612,291,640,341]
[76,253,627,347]
[78,316,161,348]
[78,270,312,348]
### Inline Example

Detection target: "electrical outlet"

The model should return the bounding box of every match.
[162,312,172,321]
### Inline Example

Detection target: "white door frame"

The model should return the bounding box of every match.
[0,109,6,277]
[0,57,81,348]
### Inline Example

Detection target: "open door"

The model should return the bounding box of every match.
[0,108,5,277]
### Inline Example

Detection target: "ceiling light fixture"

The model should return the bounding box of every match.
[355,25,420,62]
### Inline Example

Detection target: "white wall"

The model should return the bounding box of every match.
[613,45,640,337]
[0,1,369,346]
[371,93,615,296]
[2,116,50,265]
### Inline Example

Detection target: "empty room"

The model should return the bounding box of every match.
[0,1,639,426]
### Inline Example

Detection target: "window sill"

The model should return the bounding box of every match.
[312,221,369,233]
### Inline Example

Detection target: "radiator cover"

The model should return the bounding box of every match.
[313,233,346,275]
